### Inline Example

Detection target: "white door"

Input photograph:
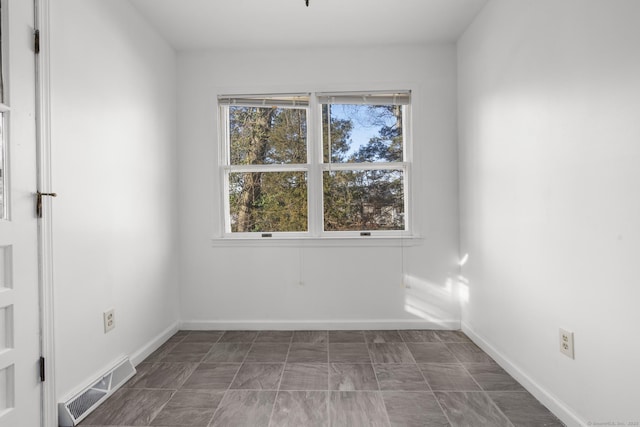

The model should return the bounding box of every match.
[0,0,43,426]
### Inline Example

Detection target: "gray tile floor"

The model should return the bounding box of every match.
[79,330,564,427]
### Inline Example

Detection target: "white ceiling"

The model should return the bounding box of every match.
[129,0,488,51]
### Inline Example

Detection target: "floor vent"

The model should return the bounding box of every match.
[58,357,136,426]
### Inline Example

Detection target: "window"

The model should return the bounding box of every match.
[218,91,411,238]
[219,94,310,235]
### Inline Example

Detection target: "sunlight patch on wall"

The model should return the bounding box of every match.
[457,253,470,304]
[403,274,456,326]
[458,276,470,304]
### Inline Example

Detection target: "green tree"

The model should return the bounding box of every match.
[322,105,353,163]
[229,106,307,232]
[324,104,404,231]
[227,103,405,233]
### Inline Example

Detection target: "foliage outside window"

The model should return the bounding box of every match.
[219,92,411,238]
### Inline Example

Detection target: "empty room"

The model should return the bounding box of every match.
[0,0,638,426]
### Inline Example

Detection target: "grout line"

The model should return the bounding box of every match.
[414,362,433,393]
[326,389,331,427]
[326,333,331,426]
[145,388,178,427]
[404,340,417,364]
[414,362,458,426]
[430,390,455,426]
[118,386,182,391]
[196,332,224,363]
[445,342,465,364]
[369,352,388,426]
[206,331,256,427]
[406,333,454,427]
[378,391,394,427]
[406,339,456,427]
[266,332,294,426]
[326,332,331,425]
[458,361,516,427]
[371,362,386,392]
[460,360,489,391]
[170,331,226,426]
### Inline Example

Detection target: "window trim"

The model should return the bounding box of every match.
[211,234,422,247]
[216,91,414,241]
[219,100,312,236]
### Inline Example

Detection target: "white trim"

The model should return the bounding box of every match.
[319,162,408,171]
[181,319,461,331]
[316,90,411,105]
[218,106,230,234]
[129,322,180,366]
[461,322,585,427]
[223,164,309,173]
[218,93,310,107]
[0,0,10,223]
[34,0,56,426]
[211,235,422,247]
[402,104,413,233]
[308,94,321,236]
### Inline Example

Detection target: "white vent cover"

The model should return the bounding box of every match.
[58,357,136,426]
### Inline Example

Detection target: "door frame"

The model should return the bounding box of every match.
[34,0,56,425]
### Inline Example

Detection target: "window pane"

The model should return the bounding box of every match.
[323,169,404,231]
[322,104,403,163]
[229,106,307,165]
[229,171,308,232]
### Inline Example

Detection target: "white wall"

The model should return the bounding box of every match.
[51,0,179,399]
[177,46,460,328]
[458,0,640,424]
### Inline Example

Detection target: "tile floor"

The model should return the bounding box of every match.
[79,330,564,427]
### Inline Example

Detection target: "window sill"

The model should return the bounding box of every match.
[210,235,423,248]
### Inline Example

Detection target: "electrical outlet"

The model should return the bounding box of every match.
[559,328,574,359]
[103,309,115,333]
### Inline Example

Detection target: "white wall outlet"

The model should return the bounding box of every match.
[559,328,574,359]
[103,309,115,333]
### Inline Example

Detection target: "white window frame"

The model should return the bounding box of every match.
[218,94,312,239]
[217,91,413,242]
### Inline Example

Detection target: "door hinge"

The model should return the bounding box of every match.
[39,356,45,382]
[34,30,40,54]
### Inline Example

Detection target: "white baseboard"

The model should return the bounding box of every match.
[130,322,180,366]
[180,319,461,331]
[461,322,585,427]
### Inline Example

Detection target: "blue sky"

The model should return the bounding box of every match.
[330,104,395,156]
